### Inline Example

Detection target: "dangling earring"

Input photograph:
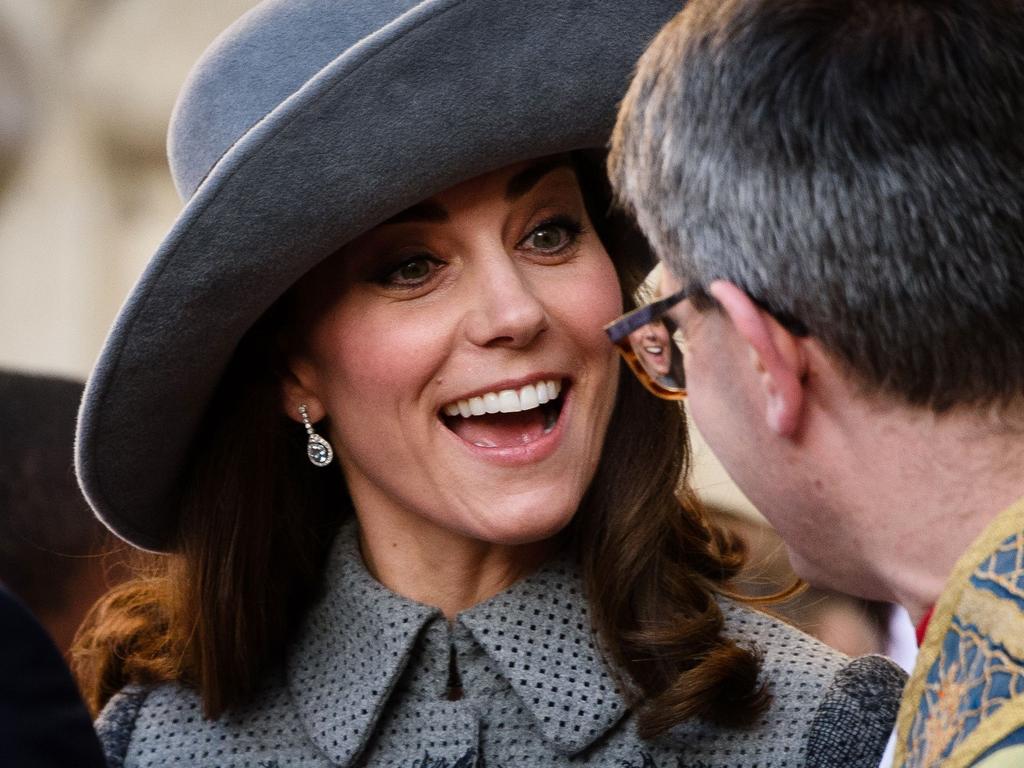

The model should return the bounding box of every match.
[299,404,334,467]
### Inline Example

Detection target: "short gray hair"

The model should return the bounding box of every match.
[610,0,1024,411]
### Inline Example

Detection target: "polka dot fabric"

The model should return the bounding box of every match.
[459,559,627,753]
[285,530,440,765]
[96,522,905,767]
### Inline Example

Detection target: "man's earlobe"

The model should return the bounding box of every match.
[708,280,807,437]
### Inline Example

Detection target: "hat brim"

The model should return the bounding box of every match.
[77,0,681,551]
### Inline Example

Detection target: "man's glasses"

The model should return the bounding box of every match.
[605,283,811,401]
[604,286,690,400]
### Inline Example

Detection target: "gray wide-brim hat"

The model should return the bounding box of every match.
[76,0,683,552]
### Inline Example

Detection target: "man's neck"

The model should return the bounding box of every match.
[817,397,1024,624]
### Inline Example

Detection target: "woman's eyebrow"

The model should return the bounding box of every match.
[505,156,574,201]
[381,200,449,225]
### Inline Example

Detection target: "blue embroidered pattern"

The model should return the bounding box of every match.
[903,532,1024,765]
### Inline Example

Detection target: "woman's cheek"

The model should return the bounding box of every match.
[573,255,624,351]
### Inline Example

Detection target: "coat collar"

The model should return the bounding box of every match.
[286,521,440,766]
[459,555,629,754]
[286,522,629,766]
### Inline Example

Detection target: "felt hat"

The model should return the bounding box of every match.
[76,0,683,551]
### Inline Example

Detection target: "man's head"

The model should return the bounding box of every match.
[612,0,1024,410]
[610,0,1024,597]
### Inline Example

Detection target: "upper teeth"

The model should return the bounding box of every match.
[443,379,562,418]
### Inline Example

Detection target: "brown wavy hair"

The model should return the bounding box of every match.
[72,153,769,738]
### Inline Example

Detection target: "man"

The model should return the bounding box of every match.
[608,1,1024,766]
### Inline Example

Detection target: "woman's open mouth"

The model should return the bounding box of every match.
[439,378,567,449]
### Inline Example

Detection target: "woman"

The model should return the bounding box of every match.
[73,1,905,766]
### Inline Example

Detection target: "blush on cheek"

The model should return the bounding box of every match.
[562,253,624,338]
[315,308,443,395]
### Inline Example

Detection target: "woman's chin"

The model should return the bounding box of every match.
[459,502,578,547]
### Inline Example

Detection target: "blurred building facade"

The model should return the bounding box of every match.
[0,0,258,377]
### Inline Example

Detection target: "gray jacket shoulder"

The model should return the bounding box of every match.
[94,675,321,768]
[95,685,150,768]
[718,598,906,767]
[805,654,907,767]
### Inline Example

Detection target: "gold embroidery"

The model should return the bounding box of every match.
[972,745,1024,768]
[957,587,1024,659]
[973,536,1024,604]
[915,658,970,766]
[894,496,1024,768]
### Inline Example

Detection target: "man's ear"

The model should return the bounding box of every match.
[279,355,326,424]
[708,280,807,437]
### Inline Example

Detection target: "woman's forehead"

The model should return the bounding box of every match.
[292,155,587,303]
[383,155,579,225]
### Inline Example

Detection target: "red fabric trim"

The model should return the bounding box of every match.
[915,605,935,646]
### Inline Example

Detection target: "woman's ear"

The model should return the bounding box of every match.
[708,280,807,437]
[279,355,326,424]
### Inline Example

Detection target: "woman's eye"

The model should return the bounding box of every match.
[380,256,441,287]
[521,216,583,254]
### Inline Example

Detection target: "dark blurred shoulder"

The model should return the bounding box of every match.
[0,585,107,768]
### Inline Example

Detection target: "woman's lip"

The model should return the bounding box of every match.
[438,386,572,466]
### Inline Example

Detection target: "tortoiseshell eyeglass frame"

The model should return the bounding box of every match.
[604,285,690,401]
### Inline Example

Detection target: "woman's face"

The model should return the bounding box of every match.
[285,158,622,545]
[628,321,672,377]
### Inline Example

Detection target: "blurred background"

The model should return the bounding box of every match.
[0,0,914,668]
[0,0,261,659]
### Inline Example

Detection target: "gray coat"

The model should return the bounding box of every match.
[96,523,905,767]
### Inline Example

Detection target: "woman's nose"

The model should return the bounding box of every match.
[463,257,548,349]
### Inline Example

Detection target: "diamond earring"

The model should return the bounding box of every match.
[298,404,334,467]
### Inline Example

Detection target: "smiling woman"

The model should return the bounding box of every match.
[283,160,622,569]
[70,1,904,767]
